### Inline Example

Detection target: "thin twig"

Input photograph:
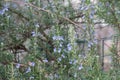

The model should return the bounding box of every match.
[26,2,84,31]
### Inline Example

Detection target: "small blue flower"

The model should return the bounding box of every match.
[43,59,48,63]
[69,61,73,64]
[78,64,83,70]
[58,48,61,53]
[67,43,72,51]
[58,57,62,62]
[0,7,8,15]
[31,31,36,37]
[52,36,64,40]
[59,43,62,47]
[0,10,4,15]
[54,48,57,52]
[29,62,35,67]
[93,39,97,44]
[106,2,109,7]
[52,36,56,40]
[73,59,78,64]
[30,76,34,80]
[31,32,35,36]
[35,23,39,27]
[80,6,88,11]
[54,47,62,53]
[89,9,95,19]
[3,7,8,11]
[88,41,93,48]
[16,63,20,68]
[61,54,65,58]
[74,73,77,78]
[26,67,31,73]
[59,36,64,40]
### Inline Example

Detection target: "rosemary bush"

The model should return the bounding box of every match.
[0,0,120,80]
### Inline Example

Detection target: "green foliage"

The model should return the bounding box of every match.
[0,0,120,80]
